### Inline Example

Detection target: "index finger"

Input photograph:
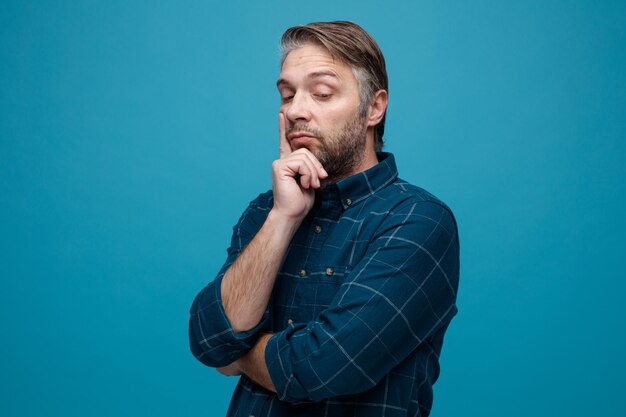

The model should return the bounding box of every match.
[278,112,292,158]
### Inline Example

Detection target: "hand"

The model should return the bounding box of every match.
[271,113,328,220]
[216,360,242,377]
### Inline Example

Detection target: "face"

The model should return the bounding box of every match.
[277,44,368,180]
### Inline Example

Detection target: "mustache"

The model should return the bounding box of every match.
[286,124,324,139]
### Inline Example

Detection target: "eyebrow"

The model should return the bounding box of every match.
[276,70,339,89]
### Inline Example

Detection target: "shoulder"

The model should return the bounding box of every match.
[376,181,460,269]
[378,178,457,223]
[247,189,274,211]
[230,190,274,233]
[363,178,459,250]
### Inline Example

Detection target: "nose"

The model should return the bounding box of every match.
[284,92,311,124]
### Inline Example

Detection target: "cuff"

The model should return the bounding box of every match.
[189,274,269,367]
[264,324,310,403]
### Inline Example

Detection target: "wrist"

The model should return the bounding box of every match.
[239,333,273,376]
[236,355,248,375]
[266,208,304,234]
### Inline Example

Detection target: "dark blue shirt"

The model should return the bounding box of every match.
[189,153,460,417]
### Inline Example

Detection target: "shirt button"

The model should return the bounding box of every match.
[286,318,294,325]
[345,198,352,206]
[326,267,334,276]
[313,225,322,233]
[298,269,306,277]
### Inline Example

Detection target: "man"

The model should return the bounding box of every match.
[189,21,459,417]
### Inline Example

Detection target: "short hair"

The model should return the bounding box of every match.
[280,21,388,150]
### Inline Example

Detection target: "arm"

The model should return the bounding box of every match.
[220,113,328,333]
[188,195,272,367]
[220,212,299,333]
[239,334,276,392]
[218,333,277,392]
[188,113,327,367]
[262,201,460,403]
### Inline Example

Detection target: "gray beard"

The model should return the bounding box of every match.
[314,115,368,182]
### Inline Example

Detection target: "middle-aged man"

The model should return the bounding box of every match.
[189,21,460,417]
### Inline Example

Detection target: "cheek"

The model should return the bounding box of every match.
[320,102,359,126]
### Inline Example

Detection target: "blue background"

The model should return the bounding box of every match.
[1,1,625,416]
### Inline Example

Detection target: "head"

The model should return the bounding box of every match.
[277,21,388,179]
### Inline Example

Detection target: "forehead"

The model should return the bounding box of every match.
[278,44,356,85]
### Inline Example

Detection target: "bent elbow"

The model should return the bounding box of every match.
[188,318,248,368]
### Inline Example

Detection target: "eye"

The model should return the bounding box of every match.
[278,87,295,103]
[314,93,331,100]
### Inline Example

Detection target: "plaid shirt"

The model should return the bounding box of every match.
[189,153,460,417]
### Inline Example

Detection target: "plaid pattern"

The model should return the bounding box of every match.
[189,153,460,417]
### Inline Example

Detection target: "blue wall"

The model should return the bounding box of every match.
[1,1,624,416]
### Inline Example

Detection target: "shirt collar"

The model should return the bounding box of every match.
[318,152,398,210]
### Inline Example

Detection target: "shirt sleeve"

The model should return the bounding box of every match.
[264,200,460,403]
[189,193,272,368]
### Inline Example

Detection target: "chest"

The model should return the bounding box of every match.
[270,207,385,329]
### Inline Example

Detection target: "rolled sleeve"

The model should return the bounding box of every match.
[265,201,459,403]
[189,273,270,367]
[189,192,272,367]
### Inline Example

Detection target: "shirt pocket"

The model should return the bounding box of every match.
[291,264,351,322]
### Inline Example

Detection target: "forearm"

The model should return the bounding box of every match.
[221,209,300,333]
[238,333,276,393]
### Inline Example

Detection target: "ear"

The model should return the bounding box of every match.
[366,89,388,127]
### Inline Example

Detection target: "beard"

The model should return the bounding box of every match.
[288,112,368,182]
